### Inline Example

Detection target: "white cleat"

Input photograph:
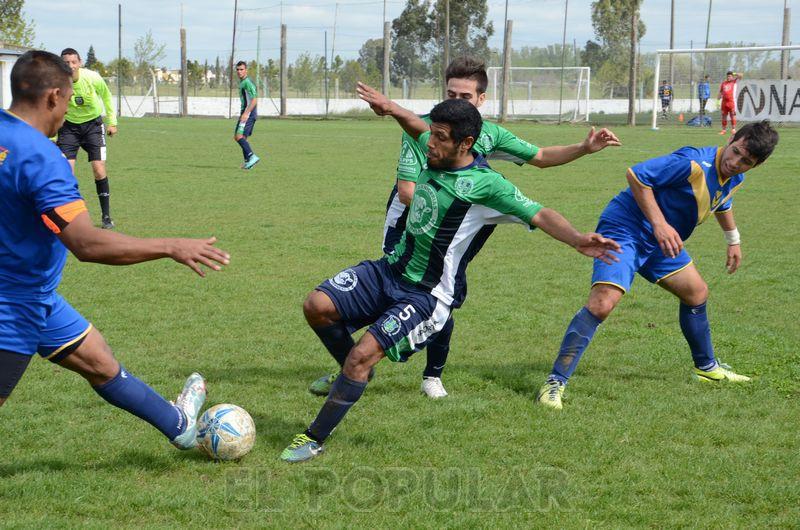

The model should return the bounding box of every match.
[421,376,448,399]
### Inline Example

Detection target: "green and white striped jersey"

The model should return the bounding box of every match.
[396,115,539,182]
[387,131,543,306]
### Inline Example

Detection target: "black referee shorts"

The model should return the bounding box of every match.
[56,117,107,162]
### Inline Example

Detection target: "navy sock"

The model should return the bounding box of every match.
[679,302,717,370]
[93,366,184,440]
[95,177,110,218]
[237,138,253,161]
[313,322,354,367]
[550,307,603,384]
[423,317,454,378]
[306,373,367,443]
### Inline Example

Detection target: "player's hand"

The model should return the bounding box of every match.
[356,82,392,116]
[107,125,117,137]
[653,222,683,258]
[726,244,742,274]
[583,127,621,153]
[168,236,230,277]
[574,233,621,265]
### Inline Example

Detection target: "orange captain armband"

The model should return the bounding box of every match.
[41,200,88,234]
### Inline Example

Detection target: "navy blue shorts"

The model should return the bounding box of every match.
[316,259,451,362]
[235,112,257,137]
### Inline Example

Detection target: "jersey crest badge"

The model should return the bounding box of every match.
[455,177,474,195]
[407,183,438,236]
[398,141,417,172]
[0,146,7,167]
[329,269,358,291]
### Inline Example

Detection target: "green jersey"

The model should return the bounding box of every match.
[396,115,539,182]
[238,77,257,114]
[65,68,116,126]
[387,131,544,306]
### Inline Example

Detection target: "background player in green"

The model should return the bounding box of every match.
[234,61,260,169]
[309,56,621,400]
[57,48,117,229]
[280,86,620,463]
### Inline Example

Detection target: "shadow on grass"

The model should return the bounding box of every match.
[458,360,554,396]
[0,450,183,478]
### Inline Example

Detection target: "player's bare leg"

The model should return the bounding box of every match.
[58,327,208,447]
[658,264,750,382]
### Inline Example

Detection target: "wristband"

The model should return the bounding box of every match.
[724,228,740,246]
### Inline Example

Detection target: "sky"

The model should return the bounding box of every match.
[22,0,797,68]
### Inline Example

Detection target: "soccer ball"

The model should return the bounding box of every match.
[196,404,256,461]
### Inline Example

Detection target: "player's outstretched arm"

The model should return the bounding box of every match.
[714,209,742,274]
[530,208,621,265]
[356,82,428,139]
[57,212,230,277]
[529,127,621,168]
[626,170,683,258]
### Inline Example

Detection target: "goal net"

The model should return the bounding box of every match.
[486,66,590,122]
[650,44,800,129]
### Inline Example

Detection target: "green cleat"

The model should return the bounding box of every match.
[280,433,324,463]
[243,154,261,169]
[170,372,207,450]
[694,362,751,383]
[536,379,565,410]
[309,372,338,396]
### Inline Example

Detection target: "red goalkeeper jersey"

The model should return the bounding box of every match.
[719,79,737,102]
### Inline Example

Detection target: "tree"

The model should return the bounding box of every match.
[429,0,493,58]
[187,60,206,95]
[133,30,167,91]
[86,45,98,69]
[107,57,134,86]
[0,0,35,47]
[590,0,646,97]
[339,60,366,96]
[391,0,433,95]
[290,53,318,97]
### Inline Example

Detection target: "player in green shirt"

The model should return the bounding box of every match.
[281,89,621,463]
[309,57,621,400]
[57,48,117,229]
[234,61,260,169]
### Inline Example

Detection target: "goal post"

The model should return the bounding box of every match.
[486,66,591,122]
[651,44,800,130]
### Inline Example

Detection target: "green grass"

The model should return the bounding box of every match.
[2,117,798,527]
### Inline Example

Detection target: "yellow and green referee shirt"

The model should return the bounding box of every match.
[65,68,117,127]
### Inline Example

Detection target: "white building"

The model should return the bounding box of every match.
[0,44,29,109]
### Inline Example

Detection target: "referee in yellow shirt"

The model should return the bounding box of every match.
[57,48,117,229]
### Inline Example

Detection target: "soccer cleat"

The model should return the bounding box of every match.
[693,362,751,383]
[243,154,261,169]
[309,372,338,396]
[280,433,324,463]
[101,216,115,229]
[170,372,207,450]
[536,379,565,410]
[421,376,448,399]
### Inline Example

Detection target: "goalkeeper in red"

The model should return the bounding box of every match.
[718,71,742,135]
[535,121,779,410]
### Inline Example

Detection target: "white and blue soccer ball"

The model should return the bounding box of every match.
[196,403,256,461]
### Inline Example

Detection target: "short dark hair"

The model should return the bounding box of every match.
[60,48,80,59]
[732,120,779,165]
[726,70,734,76]
[445,56,488,94]
[236,61,247,68]
[11,50,73,105]
[429,98,482,145]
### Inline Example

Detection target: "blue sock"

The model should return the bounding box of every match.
[307,373,367,443]
[93,366,184,440]
[424,317,453,378]
[679,302,717,370]
[550,307,603,384]
[313,322,355,367]
[237,138,253,161]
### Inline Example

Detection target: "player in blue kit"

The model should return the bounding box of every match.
[0,51,230,450]
[535,121,779,410]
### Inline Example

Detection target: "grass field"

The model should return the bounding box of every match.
[1,116,798,527]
